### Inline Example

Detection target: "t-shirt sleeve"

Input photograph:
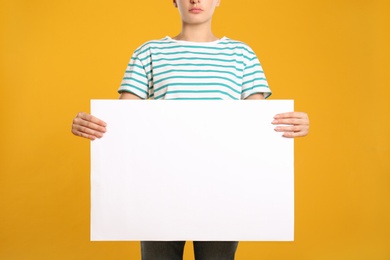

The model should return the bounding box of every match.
[241,46,272,100]
[118,51,150,99]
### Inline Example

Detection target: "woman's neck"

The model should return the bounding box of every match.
[173,22,219,42]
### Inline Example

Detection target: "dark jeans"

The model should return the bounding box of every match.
[141,241,239,260]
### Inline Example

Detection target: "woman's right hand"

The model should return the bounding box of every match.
[71,112,107,140]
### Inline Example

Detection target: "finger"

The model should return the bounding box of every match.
[274,124,309,138]
[282,130,309,138]
[72,124,103,138]
[71,128,97,140]
[77,112,107,127]
[73,117,107,133]
[274,112,308,119]
[272,118,308,126]
[274,125,303,133]
[286,129,309,138]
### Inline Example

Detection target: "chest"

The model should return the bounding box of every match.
[148,48,247,100]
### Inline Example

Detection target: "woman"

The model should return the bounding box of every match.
[72,0,309,259]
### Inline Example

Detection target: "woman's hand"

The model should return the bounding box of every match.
[272,112,309,138]
[71,112,107,140]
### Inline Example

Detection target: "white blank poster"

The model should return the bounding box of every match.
[91,100,294,241]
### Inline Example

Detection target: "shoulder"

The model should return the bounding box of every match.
[219,37,257,56]
[133,37,174,55]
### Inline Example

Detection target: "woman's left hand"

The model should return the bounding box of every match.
[272,112,310,138]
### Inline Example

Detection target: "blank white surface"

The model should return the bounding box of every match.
[91,100,294,241]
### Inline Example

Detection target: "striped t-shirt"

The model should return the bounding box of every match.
[118,36,271,100]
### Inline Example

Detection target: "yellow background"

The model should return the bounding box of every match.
[1,0,389,259]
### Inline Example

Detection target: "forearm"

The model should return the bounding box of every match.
[119,91,143,100]
[245,93,265,100]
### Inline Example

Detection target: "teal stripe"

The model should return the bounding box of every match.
[245,63,262,71]
[119,84,148,95]
[139,58,244,78]
[121,77,148,88]
[243,71,264,78]
[153,69,241,81]
[248,56,258,61]
[126,63,144,70]
[153,57,245,65]
[155,90,238,100]
[154,75,240,87]
[243,78,268,86]
[154,82,241,95]
[244,69,266,78]
[123,70,146,79]
[218,40,245,45]
[153,63,243,72]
